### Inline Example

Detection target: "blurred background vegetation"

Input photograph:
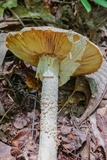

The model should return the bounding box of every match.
[0,0,107,45]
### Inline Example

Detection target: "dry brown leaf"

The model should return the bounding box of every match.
[96,106,107,158]
[90,114,104,148]
[0,101,5,116]
[58,76,91,117]
[88,110,107,159]
[99,26,107,37]
[73,128,86,144]
[79,58,107,124]
[0,22,20,29]
[63,143,75,153]
[13,113,30,129]
[61,126,71,135]
[97,106,107,117]
[0,33,8,73]
[68,133,76,140]
[74,76,91,105]
[0,130,7,142]
[0,142,15,160]
[80,137,90,160]
[11,128,31,148]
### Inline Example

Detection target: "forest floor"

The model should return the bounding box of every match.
[0,0,107,160]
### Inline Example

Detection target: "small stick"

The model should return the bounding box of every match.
[31,93,37,139]
[0,104,13,124]
[0,94,14,124]
[8,8,25,27]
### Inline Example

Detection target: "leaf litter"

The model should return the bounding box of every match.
[0,0,107,160]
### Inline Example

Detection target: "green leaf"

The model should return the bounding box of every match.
[30,4,55,22]
[94,0,107,8]
[0,1,4,5]
[0,7,4,19]
[80,0,91,12]
[13,6,40,19]
[86,77,98,96]
[2,0,17,9]
[12,5,55,22]
[40,12,55,22]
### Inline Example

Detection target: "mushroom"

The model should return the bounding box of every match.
[5,26,103,160]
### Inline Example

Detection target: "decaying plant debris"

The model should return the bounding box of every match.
[0,0,107,160]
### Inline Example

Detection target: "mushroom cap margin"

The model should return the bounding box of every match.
[5,26,103,76]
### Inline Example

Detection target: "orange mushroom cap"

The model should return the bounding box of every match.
[5,26,103,85]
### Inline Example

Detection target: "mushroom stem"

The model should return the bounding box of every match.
[37,55,59,160]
